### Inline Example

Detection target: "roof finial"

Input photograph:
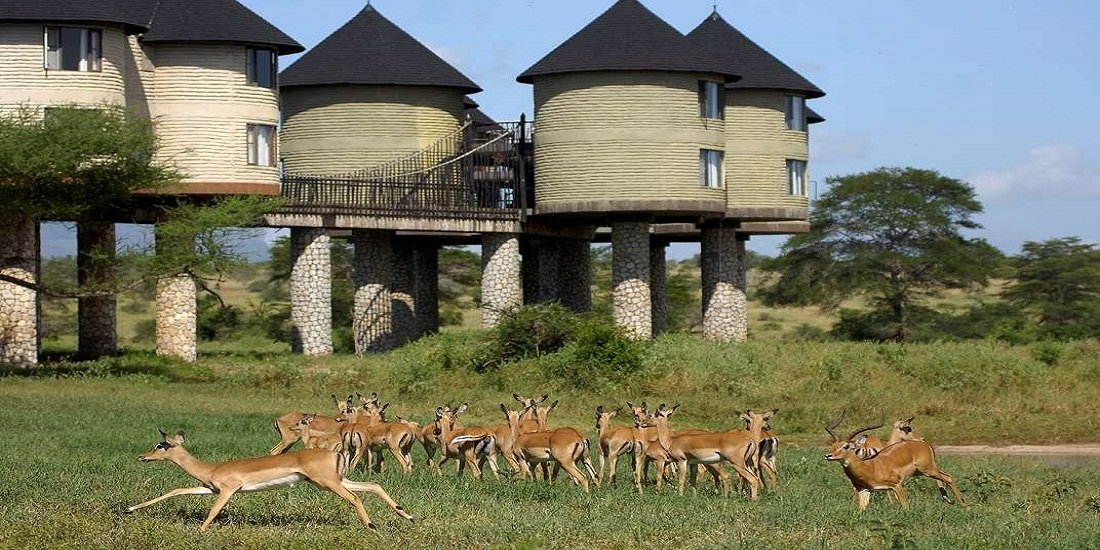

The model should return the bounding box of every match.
[712,0,718,13]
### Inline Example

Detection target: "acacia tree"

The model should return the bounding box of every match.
[0,105,278,299]
[759,167,1001,341]
[1003,237,1100,339]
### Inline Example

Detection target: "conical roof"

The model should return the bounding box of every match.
[139,0,303,54]
[688,11,823,98]
[281,4,480,92]
[0,0,150,33]
[517,0,738,84]
[806,107,825,124]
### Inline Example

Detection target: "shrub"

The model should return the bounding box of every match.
[474,303,579,371]
[544,318,647,389]
[1030,340,1064,366]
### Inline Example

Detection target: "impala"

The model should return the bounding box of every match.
[824,411,966,511]
[740,411,781,491]
[345,408,419,474]
[853,416,922,459]
[595,405,637,485]
[127,430,414,532]
[640,404,766,499]
[501,403,599,492]
[434,403,500,479]
[292,414,344,452]
[269,394,351,455]
[338,397,389,471]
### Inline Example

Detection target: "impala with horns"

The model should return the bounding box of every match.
[501,403,599,491]
[127,430,414,532]
[824,411,967,511]
[269,394,352,454]
[853,415,923,459]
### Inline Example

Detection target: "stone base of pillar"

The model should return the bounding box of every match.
[701,227,748,342]
[612,222,651,340]
[392,244,415,346]
[537,240,560,303]
[521,240,540,305]
[78,221,117,358]
[558,239,592,313]
[290,227,333,356]
[650,241,668,335]
[0,216,39,367]
[156,274,197,361]
[481,233,522,328]
[413,246,440,337]
[351,230,393,354]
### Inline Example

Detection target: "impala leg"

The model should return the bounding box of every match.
[482,453,501,479]
[891,485,909,509]
[704,464,723,494]
[763,458,779,491]
[318,480,377,530]
[387,442,410,474]
[198,488,237,532]
[463,449,483,479]
[599,450,608,485]
[553,455,590,493]
[675,459,688,495]
[126,486,214,512]
[342,479,415,522]
[268,436,297,455]
[927,469,967,506]
[856,489,872,512]
[726,459,759,500]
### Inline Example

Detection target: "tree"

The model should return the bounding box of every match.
[0,105,280,299]
[1003,237,1100,339]
[759,167,1002,341]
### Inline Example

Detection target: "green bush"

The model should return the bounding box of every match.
[474,303,579,371]
[545,318,647,389]
[1031,340,1064,366]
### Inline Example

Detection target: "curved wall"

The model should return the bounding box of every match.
[280,86,465,175]
[531,71,727,216]
[0,23,127,110]
[724,90,809,215]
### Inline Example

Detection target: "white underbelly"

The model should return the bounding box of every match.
[241,474,304,492]
[688,452,722,464]
[524,448,553,461]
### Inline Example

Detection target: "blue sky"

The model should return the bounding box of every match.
[42,0,1100,259]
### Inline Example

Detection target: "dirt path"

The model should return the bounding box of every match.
[937,443,1100,457]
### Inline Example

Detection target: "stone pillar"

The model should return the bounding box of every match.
[701,226,748,342]
[155,229,196,362]
[391,244,415,346]
[537,239,560,303]
[413,245,439,337]
[0,216,39,367]
[521,240,540,305]
[558,239,592,313]
[650,240,668,336]
[612,222,651,340]
[77,222,117,358]
[290,227,332,356]
[481,233,522,328]
[351,230,393,354]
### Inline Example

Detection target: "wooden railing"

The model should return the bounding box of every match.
[280,117,534,221]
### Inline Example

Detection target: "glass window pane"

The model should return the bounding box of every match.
[60,28,83,70]
[247,126,257,165]
[88,30,101,71]
[249,49,275,88]
[45,28,60,69]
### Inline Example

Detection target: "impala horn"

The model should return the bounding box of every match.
[825,409,847,442]
[846,412,886,442]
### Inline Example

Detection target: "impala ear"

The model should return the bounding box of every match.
[500,403,508,414]
[456,403,469,414]
[904,416,915,424]
[625,401,634,410]
[596,405,604,415]
[539,394,549,403]
[764,409,777,420]
[549,400,559,411]
[172,431,186,444]
[640,401,648,412]
[435,407,444,419]
[513,393,523,403]
[854,435,868,446]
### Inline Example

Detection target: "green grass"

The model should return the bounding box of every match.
[3,336,1100,548]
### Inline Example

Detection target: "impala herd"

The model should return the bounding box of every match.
[128,392,967,532]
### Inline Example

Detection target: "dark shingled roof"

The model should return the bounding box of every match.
[807,107,825,124]
[688,11,824,98]
[468,108,500,128]
[139,0,303,55]
[0,0,301,54]
[0,0,150,33]
[281,4,481,92]
[517,0,739,84]
[463,96,480,109]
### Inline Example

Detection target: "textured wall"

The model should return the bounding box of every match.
[351,230,394,354]
[650,242,668,335]
[413,246,440,337]
[612,222,651,340]
[558,239,592,313]
[0,216,38,367]
[150,44,280,188]
[290,228,333,356]
[533,72,727,211]
[155,229,196,362]
[725,90,810,211]
[701,227,748,342]
[281,85,465,175]
[481,233,522,328]
[0,24,128,107]
[391,244,415,347]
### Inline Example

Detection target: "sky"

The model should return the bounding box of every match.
[41,0,1100,260]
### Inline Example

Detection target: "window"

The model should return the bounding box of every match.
[785,95,806,131]
[247,124,276,167]
[698,80,724,120]
[247,48,277,89]
[700,149,724,188]
[787,159,807,195]
[44,27,102,71]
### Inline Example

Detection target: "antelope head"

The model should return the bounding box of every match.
[824,411,884,462]
[501,402,535,431]
[533,400,559,430]
[626,401,650,428]
[139,430,187,462]
[333,395,355,422]
[594,405,622,432]
[738,409,778,434]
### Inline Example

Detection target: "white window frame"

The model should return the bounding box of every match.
[247,124,277,167]
[44,26,102,72]
[787,159,808,196]
[246,47,277,89]
[699,80,724,120]
[785,95,806,131]
[700,149,725,189]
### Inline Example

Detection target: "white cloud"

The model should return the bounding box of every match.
[968,143,1100,201]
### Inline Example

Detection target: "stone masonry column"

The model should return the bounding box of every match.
[155,229,196,362]
[481,233,522,328]
[290,227,332,356]
[558,239,592,313]
[612,222,651,340]
[537,239,560,303]
[413,245,440,337]
[650,239,668,336]
[391,244,415,346]
[521,240,540,305]
[0,216,39,367]
[77,221,117,358]
[701,226,748,342]
[351,230,393,354]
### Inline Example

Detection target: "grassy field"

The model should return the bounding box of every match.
[3,336,1100,548]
